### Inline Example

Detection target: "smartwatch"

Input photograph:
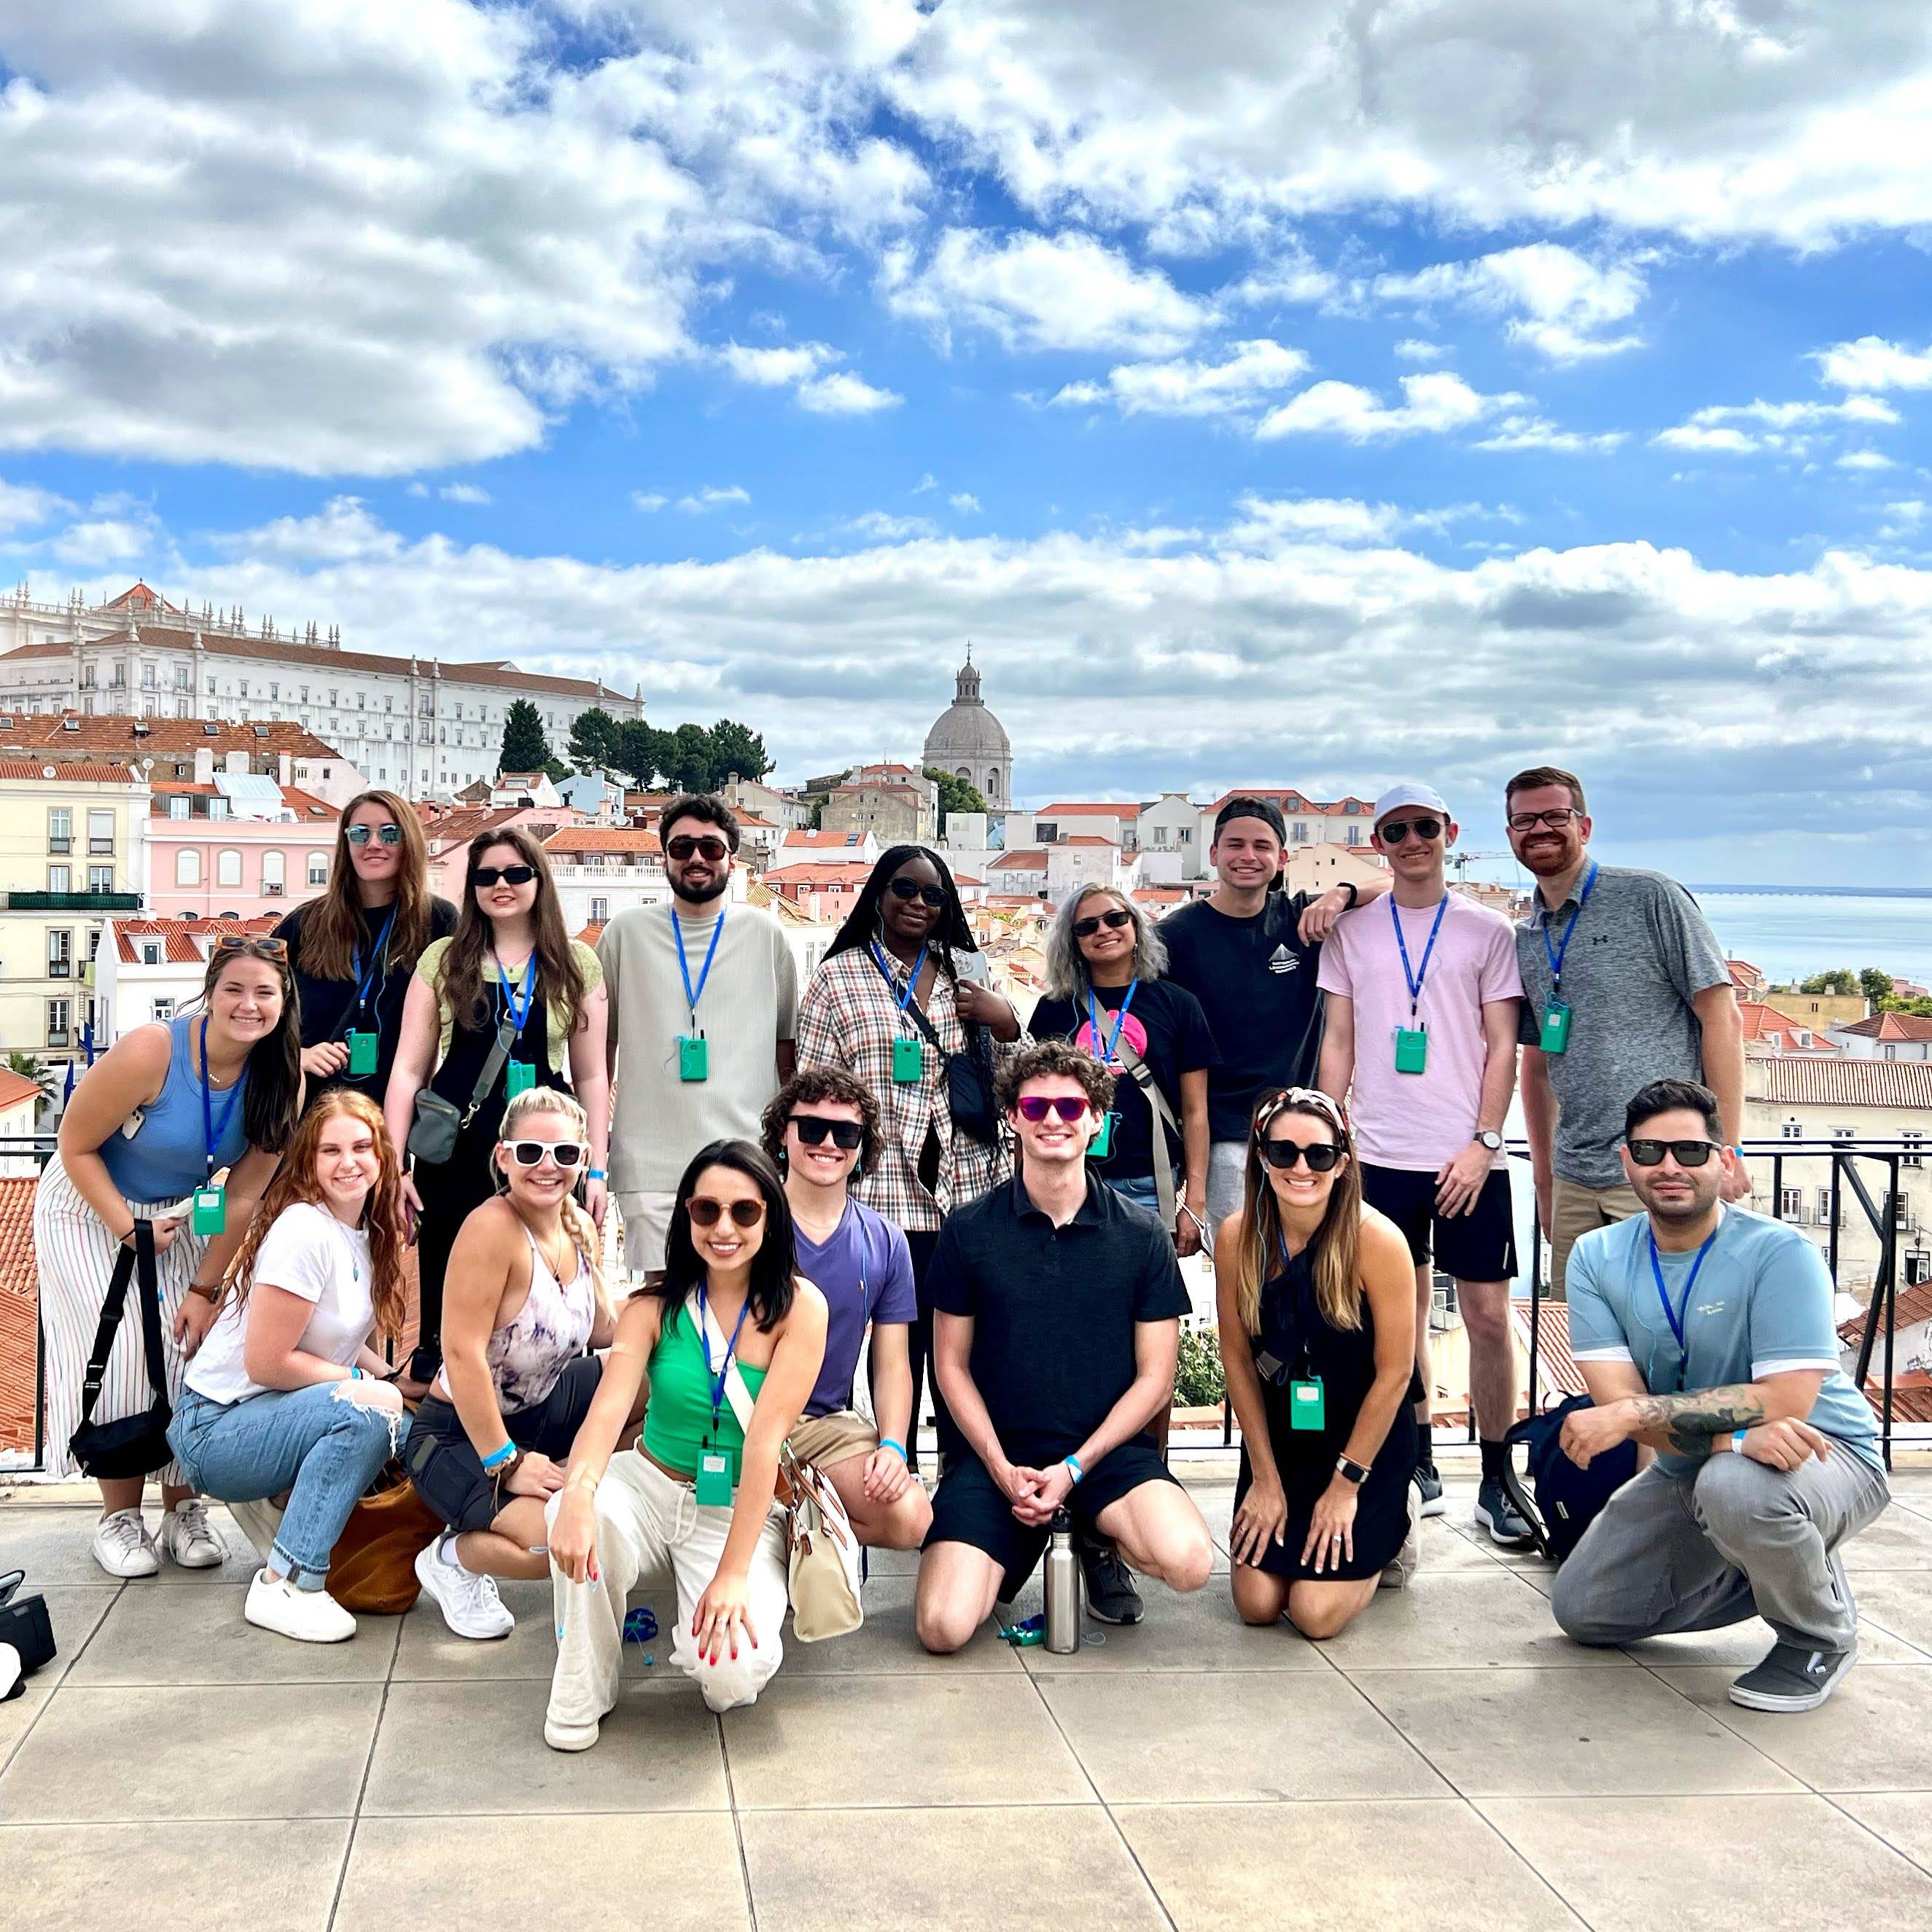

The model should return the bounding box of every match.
[1475,1130,1503,1153]
[1335,1454,1371,1487]
[1338,881,1359,908]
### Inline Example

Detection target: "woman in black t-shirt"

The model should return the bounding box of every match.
[1028,886,1218,1256]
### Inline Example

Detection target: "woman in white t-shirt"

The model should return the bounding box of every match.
[166,1091,409,1644]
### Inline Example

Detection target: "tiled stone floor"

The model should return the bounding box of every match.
[5,1459,1932,1931]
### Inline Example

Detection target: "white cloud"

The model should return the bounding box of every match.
[1476,416,1627,453]
[717,340,899,414]
[633,492,669,513]
[843,510,939,542]
[0,480,73,531]
[1223,494,1500,546]
[913,473,940,494]
[1395,340,1445,362]
[1655,394,1900,455]
[1376,245,1646,362]
[679,486,753,513]
[1838,449,1896,471]
[880,228,1210,355]
[797,372,902,414]
[439,483,491,505]
[1048,339,1307,418]
[949,493,981,513]
[1258,372,1524,441]
[1815,336,1932,391]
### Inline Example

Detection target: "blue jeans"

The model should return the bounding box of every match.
[1105,1173,1166,1216]
[168,1384,397,1590]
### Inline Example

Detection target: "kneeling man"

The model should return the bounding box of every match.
[1554,1079,1889,1710]
[915,1041,1215,1652]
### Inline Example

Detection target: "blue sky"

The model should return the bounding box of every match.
[2,1,1931,886]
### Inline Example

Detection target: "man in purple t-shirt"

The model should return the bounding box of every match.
[762,1069,932,1551]
[1317,783,1532,1545]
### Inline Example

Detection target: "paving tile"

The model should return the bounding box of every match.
[1352,1667,1800,1798]
[336,1813,748,1931]
[1620,1610,1925,1670]
[392,1575,671,1683]
[0,1686,50,1767]
[1015,1573,1335,1674]
[1655,1662,1932,1793]
[0,1683,382,1821]
[1322,1568,1629,1671]
[1845,1571,1932,1656]
[67,1581,400,1686]
[1479,1794,1932,1931]
[0,1506,128,1584]
[1415,1519,1519,1573]
[1833,1793,1932,1875]
[362,1677,728,1815]
[1117,1799,1586,1931]
[23,1584,120,1686]
[727,1675,1092,1810]
[0,1819,351,1932]
[1839,1505,1932,1570]
[782,1575,1025,1675]
[742,1804,1168,1931]
[1035,1669,1446,1804]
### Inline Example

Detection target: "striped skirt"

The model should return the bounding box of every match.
[33,1150,211,1484]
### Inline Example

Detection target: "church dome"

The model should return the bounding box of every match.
[923,655,1010,762]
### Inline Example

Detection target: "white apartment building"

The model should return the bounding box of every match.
[93,915,284,1049]
[1829,1014,1932,1062]
[0,583,642,801]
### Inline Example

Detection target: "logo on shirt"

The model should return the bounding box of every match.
[1267,945,1298,975]
[1696,1301,1726,1318]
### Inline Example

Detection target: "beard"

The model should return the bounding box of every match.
[675,867,730,905]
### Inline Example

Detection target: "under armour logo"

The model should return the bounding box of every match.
[1268,945,1298,975]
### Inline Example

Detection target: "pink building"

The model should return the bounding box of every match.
[145,782,340,919]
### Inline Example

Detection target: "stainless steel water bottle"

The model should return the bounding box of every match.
[1044,1508,1081,1654]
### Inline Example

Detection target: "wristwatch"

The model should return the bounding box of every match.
[1475,1130,1503,1153]
[1335,1454,1371,1487]
[1338,881,1359,908]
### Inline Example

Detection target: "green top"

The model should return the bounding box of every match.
[640,1303,768,1473]
[414,938,603,1074]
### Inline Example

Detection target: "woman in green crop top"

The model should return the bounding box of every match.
[545,1139,826,1749]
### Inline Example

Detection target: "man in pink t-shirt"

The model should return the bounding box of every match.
[1317,783,1530,1544]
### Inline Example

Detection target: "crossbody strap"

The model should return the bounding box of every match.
[459,1012,519,1129]
[79,1221,163,1425]
[1113,1035,1179,1229]
[691,1289,762,1441]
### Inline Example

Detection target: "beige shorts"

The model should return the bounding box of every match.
[615,1191,677,1275]
[1549,1175,1645,1301]
[788,1409,879,1471]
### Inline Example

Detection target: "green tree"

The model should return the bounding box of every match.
[499,698,552,775]
[614,720,669,790]
[707,718,774,784]
[1878,994,1932,1018]
[924,766,987,827]
[1860,967,1896,1003]
[1800,968,1858,996]
[666,722,719,793]
[567,706,621,774]
[6,1051,56,1113]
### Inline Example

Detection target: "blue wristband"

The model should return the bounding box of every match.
[878,1438,906,1461]
[1064,1454,1083,1485]
[480,1440,516,1474]
[1732,1429,1748,1447]
[588,1167,607,1181]
[349,1366,362,1381]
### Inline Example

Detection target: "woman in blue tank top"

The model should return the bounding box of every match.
[34,935,304,1578]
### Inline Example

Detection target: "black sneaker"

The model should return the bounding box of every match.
[1412,1462,1446,1519]
[1729,1640,1858,1713]
[1075,1532,1143,1625]
[1473,1476,1535,1547]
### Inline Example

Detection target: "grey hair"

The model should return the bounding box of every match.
[1042,884,1168,1001]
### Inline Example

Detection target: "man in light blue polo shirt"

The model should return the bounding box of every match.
[1549,1079,1888,1713]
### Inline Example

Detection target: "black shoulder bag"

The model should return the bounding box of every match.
[408,1010,517,1166]
[68,1220,174,1481]
[892,974,999,1145]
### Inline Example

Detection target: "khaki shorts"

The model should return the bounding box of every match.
[1549,1176,1645,1301]
[789,1409,879,1471]
[615,1191,677,1275]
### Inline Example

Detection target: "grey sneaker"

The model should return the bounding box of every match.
[1412,1462,1446,1519]
[1075,1532,1143,1626]
[1473,1476,1535,1548]
[1729,1640,1858,1713]
[1381,1479,1422,1590]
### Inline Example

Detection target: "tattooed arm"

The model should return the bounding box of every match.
[1565,1363,1827,1468]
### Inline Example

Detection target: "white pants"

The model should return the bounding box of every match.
[615,1191,676,1274]
[547,1450,790,1723]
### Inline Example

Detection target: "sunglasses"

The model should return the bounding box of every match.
[1016,1094,1093,1123]
[688,1196,766,1229]
[1379,817,1444,845]
[791,1115,865,1150]
[1508,808,1584,833]
[507,1140,586,1168]
[1261,1138,1344,1172]
[1072,908,1133,939]
[214,935,288,959]
[666,835,730,863]
[887,877,947,908]
[345,823,402,847]
[474,864,536,889]
[1627,1138,1720,1168]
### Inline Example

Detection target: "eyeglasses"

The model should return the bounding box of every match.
[887,878,947,908]
[345,823,402,847]
[1261,1138,1344,1172]
[1627,1138,1719,1168]
[1072,908,1133,939]
[1016,1094,1092,1123]
[790,1115,865,1150]
[507,1140,586,1168]
[688,1196,766,1228]
[666,835,730,863]
[1378,817,1444,845]
[1507,808,1584,833]
[474,864,536,889]
[213,935,288,959]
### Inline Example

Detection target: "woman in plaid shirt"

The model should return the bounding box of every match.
[795,846,1023,1471]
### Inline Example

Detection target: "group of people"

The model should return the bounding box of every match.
[29,763,1889,1734]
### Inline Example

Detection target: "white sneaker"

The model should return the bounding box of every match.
[543,1713,601,1753]
[414,1534,515,1640]
[157,1498,226,1570]
[1381,1481,1422,1592]
[91,1508,158,1578]
[244,1569,357,1644]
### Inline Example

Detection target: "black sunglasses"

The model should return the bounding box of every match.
[345,823,402,847]
[791,1115,865,1150]
[666,834,731,862]
[1627,1138,1719,1168]
[887,877,947,908]
[507,1140,585,1168]
[474,864,536,888]
[688,1196,766,1228]
[1072,908,1133,939]
[1261,1138,1344,1172]
[1379,817,1444,845]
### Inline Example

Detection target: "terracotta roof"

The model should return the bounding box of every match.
[1738,1002,1841,1054]
[112,914,282,964]
[830,781,920,802]
[1839,1282,1932,1344]
[424,807,534,849]
[0,1175,42,1453]
[1060,834,1117,849]
[539,826,662,856]
[781,830,870,849]
[764,862,875,887]
[0,711,343,760]
[1133,886,1188,904]
[1519,1301,1588,1398]
[992,849,1047,870]
[1836,1013,1932,1043]
[0,759,144,784]
[1877,1376,1932,1426]
[574,922,606,948]
[104,581,184,615]
[849,763,921,779]
[1747,1059,1932,1110]
[1204,787,1374,817]
[1039,801,1143,819]
[0,1069,43,1113]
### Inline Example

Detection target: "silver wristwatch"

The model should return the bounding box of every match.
[1474,1130,1503,1153]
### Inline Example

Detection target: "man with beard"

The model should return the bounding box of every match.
[599,795,798,1271]
[1506,766,1747,1299]
[1552,1080,1886,1713]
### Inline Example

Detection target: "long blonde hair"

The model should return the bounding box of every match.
[1234,1087,1365,1336]
[491,1087,610,1323]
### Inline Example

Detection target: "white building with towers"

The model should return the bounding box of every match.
[922,648,1013,817]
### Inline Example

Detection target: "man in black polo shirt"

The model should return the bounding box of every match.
[914,1041,1215,1653]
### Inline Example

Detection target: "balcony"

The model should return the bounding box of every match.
[4,892,141,911]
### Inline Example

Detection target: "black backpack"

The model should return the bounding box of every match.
[1500,1394,1637,1562]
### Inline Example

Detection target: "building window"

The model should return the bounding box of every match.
[175,666,190,690]
[1831,1126,1854,1142]
[1816,1186,1834,1221]
[261,849,286,896]
[1898,1191,1912,1231]
[141,664,156,689]
[87,865,113,893]
[141,941,161,965]
[1884,1044,1898,1062]
[176,849,202,886]
[217,849,243,887]
[46,999,70,1048]
[1906,1132,1925,1170]
[152,998,174,1023]
[47,930,72,978]
[47,864,71,892]
[307,852,329,887]
[590,897,609,923]
[1781,1118,1802,1140]
[47,808,71,854]
[87,809,114,854]
[1778,1185,1802,1221]
[167,795,190,819]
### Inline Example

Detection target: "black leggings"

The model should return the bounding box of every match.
[899,1228,961,1475]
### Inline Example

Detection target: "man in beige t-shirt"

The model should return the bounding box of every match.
[600,795,798,1271]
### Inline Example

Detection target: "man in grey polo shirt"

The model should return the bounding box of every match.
[1506,766,1748,1298]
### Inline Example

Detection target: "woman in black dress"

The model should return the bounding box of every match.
[1214,1086,1418,1639]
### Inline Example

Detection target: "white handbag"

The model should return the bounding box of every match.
[693,1293,865,1643]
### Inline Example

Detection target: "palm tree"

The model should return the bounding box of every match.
[5,1051,58,1113]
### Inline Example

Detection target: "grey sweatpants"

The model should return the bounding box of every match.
[1551,1447,1889,1654]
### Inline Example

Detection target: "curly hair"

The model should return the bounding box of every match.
[995,1038,1116,1115]
[760,1064,882,1175]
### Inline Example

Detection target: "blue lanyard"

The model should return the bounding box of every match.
[1086,978,1139,1065]
[869,941,927,1022]
[1649,1225,1721,1353]
[494,949,536,1035]
[198,1017,243,1181]
[1389,895,1448,1023]
[1539,860,1599,992]
[351,905,398,1014]
[697,1282,752,1429]
[674,908,726,1025]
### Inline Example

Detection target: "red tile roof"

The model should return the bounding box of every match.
[781,830,870,849]
[1039,801,1144,820]
[539,826,662,855]
[992,849,1047,870]
[0,1070,42,1113]
[0,759,144,784]
[1059,834,1117,849]
[112,914,283,964]
[1836,1013,1932,1043]
[0,1175,41,1453]
[1748,1060,1932,1110]
[0,712,342,760]
[1204,787,1374,817]
[1738,1002,1841,1053]
[1518,1301,1588,1398]
[764,861,876,887]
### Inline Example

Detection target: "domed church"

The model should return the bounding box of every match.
[922,647,1013,810]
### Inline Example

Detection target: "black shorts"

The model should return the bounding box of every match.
[925,1438,1179,1596]
[404,1355,604,1535]
[1360,1162,1516,1282]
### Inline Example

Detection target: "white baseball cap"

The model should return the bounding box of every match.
[1373,782,1450,827]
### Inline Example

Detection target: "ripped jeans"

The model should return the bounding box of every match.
[168,1383,400,1590]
